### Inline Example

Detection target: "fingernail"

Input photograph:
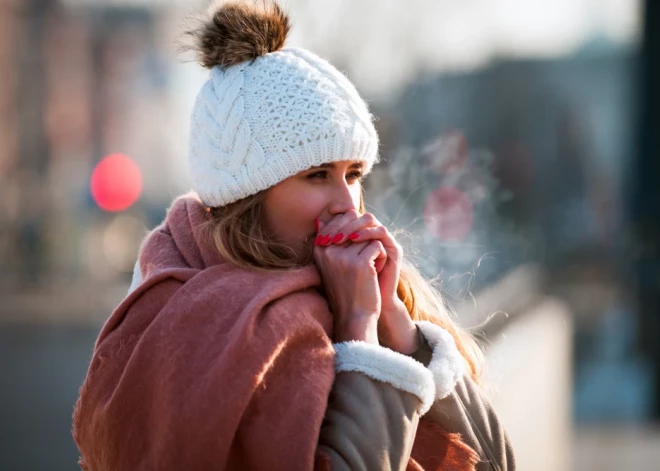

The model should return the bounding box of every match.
[313,235,323,246]
[348,233,359,240]
[331,233,343,244]
[315,218,320,232]
[322,235,332,246]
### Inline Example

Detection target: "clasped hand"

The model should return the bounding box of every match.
[312,211,419,354]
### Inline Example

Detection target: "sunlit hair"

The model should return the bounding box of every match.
[201,188,484,383]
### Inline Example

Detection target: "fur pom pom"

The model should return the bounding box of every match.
[186,0,290,69]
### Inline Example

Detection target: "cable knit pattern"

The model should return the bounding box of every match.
[189,47,380,207]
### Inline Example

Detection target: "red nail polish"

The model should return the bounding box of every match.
[313,235,322,246]
[348,233,359,240]
[322,235,332,246]
[315,218,320,232]
[331,233,343,244]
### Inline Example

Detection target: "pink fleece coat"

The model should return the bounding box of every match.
[72,193,477,471]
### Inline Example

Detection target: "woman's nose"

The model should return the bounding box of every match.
[327,182,359,216]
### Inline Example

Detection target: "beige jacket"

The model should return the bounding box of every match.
[318,322,515,471]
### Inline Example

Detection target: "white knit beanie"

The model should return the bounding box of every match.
[187,1,380,207]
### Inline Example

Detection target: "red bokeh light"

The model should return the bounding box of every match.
[90,153,142,212]
[423,186,474,241]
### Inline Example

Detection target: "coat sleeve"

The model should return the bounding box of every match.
[316,342,436,471]
[410,322,517,471]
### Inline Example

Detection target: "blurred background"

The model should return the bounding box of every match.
[1,0,659,469]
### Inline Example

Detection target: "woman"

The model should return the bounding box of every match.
[73,1,515,470]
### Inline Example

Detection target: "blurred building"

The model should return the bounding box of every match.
[0,0,206,290]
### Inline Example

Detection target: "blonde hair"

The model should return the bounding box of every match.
[202,189,484,383]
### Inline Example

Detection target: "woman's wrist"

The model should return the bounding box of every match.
[379,301,420,355]
[335,313,379,344]
[384,322,419,355]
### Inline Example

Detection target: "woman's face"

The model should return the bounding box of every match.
[263,160,365,253]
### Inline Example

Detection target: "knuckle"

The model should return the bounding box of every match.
[345,209,360,220]
[370,240,384,250]
[362,213,377,225]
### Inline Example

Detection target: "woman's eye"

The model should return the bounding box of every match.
[347,171,364,182]
[306,170,363,181]
[307,171,327,179]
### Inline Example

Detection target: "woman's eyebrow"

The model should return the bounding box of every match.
[316,162,364,169]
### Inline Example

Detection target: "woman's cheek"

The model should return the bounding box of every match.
[297,198,325,224]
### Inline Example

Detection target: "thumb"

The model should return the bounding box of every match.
[360,240,387,271]
[375,254,386,274]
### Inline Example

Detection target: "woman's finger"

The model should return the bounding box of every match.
[347,225,401,263]
[356,239,387,274]
[318,212,381,245]
[318,239,368,258]
[357,240,387,268]
[314,210,360,245]
[317,237,387,274]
